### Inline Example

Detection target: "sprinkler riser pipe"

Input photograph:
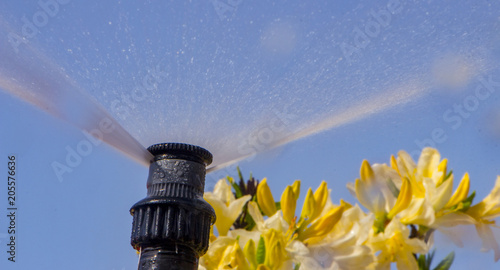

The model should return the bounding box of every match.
[130,143,215,270]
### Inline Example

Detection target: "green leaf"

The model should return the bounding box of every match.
[432,251,454,270]
[244,210,256,230]
[294,263,301,270]
[418,254,427,270]
[418,250,435,270]
[426,250,435,269]
[237,167,244,182]
[460,191,476,212]
[228,176,243,198]
[444,170,453,182]
[275,201,281,211]
[256,236,266,264]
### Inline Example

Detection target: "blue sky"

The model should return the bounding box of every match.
[1,1,500,269]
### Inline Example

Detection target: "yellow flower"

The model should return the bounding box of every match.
[199,236,237,269]
[291,204,376,269]
[401,148,455,207]
[291,180,301,199]
[369,219,428,270]
[293,181,347,244]
[387,177,412,219]
[247,201,289,233]
[249,180,347,264]
[221,240,251,270]
[397,197,435,226]
[200,235,256,270]
[280,180,301,224]
[328,204,372,246]
[312,181,329,219]
[390,151,424,197]
[262,229,289,269]
[466,176,500,261]
[244,239,258,269]
[467,176,500,221]
[392,148,474,228]
[349,160,414,233]
[257,178,277,217]
[444,172,470,209]
[300,188,316,221]
[204,179,251,236]
[392,148,447,199]
[281,185,297,224]
[352,161,401,216]
[229,227,292,270]
[297,204,345,244]
[300,181,330,222]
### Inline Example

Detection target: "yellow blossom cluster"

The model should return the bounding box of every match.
[200,147,500,270]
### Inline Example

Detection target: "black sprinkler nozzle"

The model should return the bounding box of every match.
[130,143,216,270]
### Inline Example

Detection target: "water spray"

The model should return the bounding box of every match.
[130,143,216,270]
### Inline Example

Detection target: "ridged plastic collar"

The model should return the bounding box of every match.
[147,143,213,166]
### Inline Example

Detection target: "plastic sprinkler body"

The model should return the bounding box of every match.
[130,143,216,270]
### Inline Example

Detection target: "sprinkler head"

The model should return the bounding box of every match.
[130,143,216,270]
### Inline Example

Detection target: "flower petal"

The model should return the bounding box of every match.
[468,176,500,220]
[257,178,277,217]
[417,147,441,179]
[360,160,375,182]
[292,180,301,200]
[300,205,345,243]
[281,185,297,224]
[206,193,251,236]
[301,188,316,221]
[388,178,412,219]
[476,223,500,261]
[312,181,329,220]
[444,173,470,209]
[429,174,454,211]
[248,201,264,226]
[399,197,435,226]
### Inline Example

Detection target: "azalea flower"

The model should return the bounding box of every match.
[248,181,348,265]
[254,179,345,244]
[261,229,292,269]
[204,178,251,236]
[257,178,277,217]
[294,205,375,270]
[232,224,294,270]
[369,219,428,270]
[466,176,500,261]
[297,202,346,244]
[391,148,474,229]
[199,151,499,270]
[285,181,346,244]
[200,229,292,270]
[347,160,413,233]
[280,180,300,224]
[389,149,442,227]
[247,201,289,233]
[199,236,240,269]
